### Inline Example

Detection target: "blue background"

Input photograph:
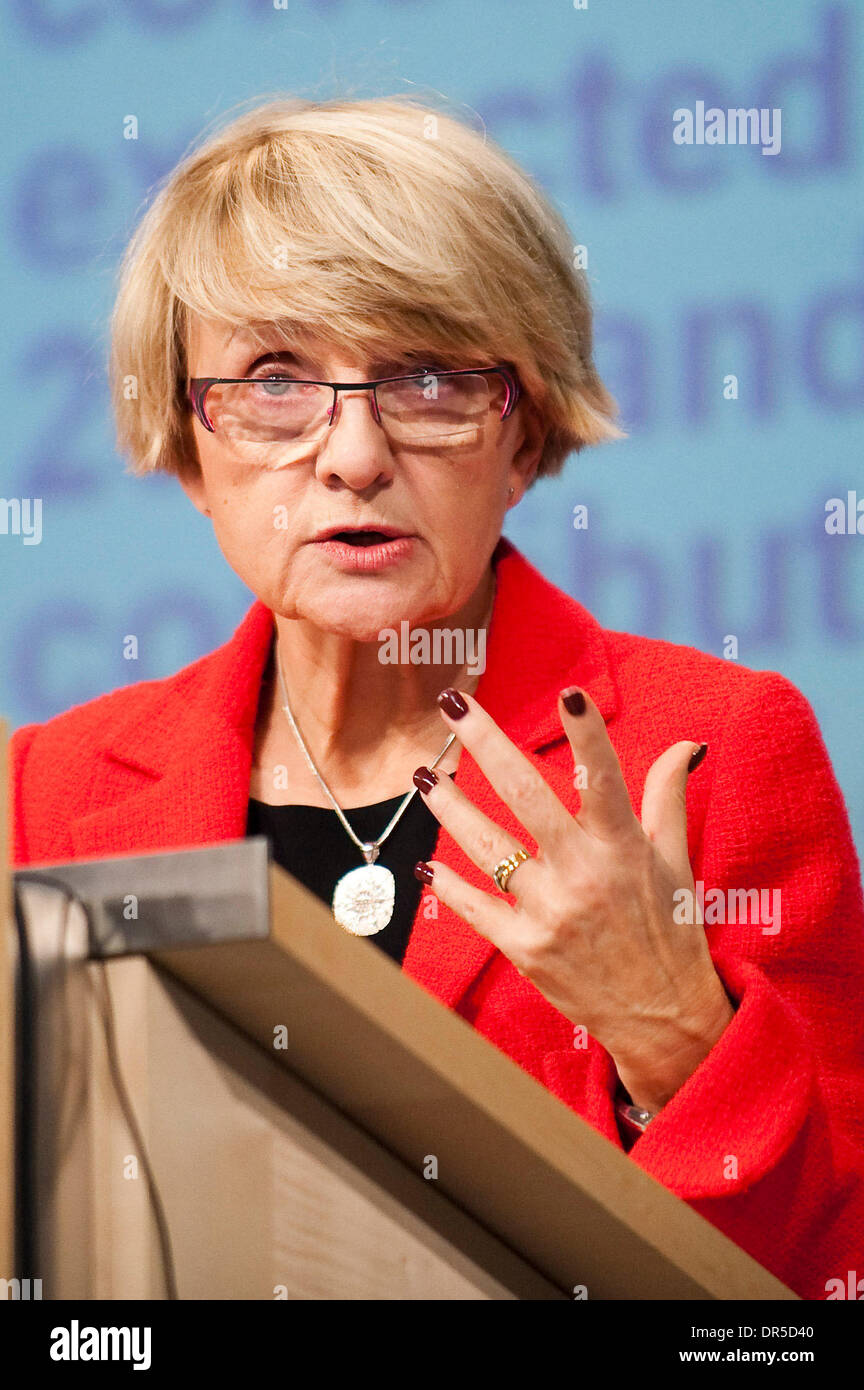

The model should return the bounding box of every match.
[2,1,863,847]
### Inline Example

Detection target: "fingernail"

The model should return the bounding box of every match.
[561,686,586,716]
[413,765,438,794]
[438,688,469,720]
[688,742,708,774]
[414,861,434,884]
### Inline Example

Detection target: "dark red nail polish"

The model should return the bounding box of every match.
[413,765,438,793]
[561,687,586,716]
[438,688,469,720]
[688,742,708,773]
[414,861,434,884]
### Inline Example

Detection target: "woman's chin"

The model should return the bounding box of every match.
[301,601,439,645]
[288,567,443,633]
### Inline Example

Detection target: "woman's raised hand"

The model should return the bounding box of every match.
[412,686,736,1116]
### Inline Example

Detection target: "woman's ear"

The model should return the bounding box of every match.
[508,397,546,498]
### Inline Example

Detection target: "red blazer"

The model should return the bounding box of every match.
[9,538,864,1299]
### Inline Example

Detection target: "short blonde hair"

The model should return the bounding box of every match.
[109,93,625,480]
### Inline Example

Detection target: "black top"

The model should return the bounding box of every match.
[245,775,454,965]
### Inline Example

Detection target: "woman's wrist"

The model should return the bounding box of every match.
[611,985,738,1116]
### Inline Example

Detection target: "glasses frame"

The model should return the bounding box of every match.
[186,364,522,437]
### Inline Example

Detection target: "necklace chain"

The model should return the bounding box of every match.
[273,579,496,864]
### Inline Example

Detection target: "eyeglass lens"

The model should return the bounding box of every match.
[202,371,507,450]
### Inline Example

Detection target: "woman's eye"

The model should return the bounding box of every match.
[254,376,292,393]
[250,373,303,394]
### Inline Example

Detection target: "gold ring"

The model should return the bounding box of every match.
[492,848,530,893]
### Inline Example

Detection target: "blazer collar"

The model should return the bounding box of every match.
[70,537,620,1008]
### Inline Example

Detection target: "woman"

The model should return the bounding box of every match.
[9,95,864,1301]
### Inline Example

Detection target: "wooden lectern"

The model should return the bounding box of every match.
[1,720,796,1300]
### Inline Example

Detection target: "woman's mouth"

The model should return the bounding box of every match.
[312,529,416,571]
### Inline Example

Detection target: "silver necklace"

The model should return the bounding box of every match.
[273,584,495,937]
[275,654,459,936]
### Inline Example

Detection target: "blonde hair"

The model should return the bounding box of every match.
[109,93,625,479]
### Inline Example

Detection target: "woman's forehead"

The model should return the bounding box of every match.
[190,318,299,351]
[187,319,312,369]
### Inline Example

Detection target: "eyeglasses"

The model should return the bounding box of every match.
[186,365,521,454]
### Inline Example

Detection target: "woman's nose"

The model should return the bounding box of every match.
[314,389,394,490]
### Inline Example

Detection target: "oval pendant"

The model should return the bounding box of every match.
[332,863,396,936]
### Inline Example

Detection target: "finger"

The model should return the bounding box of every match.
[413,763,542,897]
[414,858,521,953]
[436,688,573,860]
[558,685,639,839]
[640,740,708,885]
